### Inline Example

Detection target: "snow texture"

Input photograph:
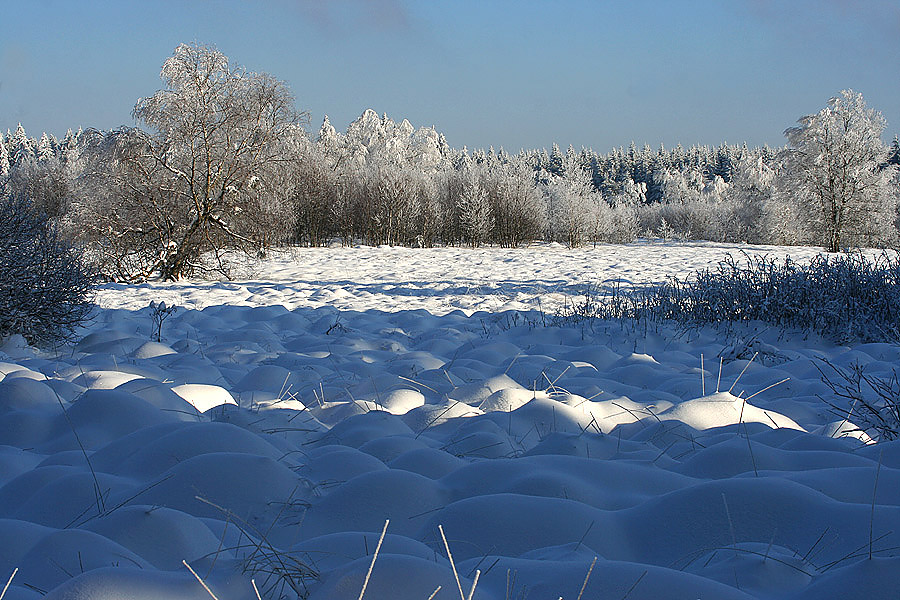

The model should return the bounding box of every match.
[0,241,896,599]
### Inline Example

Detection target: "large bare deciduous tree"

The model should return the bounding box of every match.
[76,43,307,280]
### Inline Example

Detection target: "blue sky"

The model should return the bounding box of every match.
[2,0,898,152]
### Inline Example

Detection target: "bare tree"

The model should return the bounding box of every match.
[286,145,339,247]
[75,43,307,280]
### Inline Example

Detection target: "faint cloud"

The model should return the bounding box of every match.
[742,0,900,42]
[817,0,900,40]
[293,0,413,35]
[0,43,31,73]
[363,0,411,32]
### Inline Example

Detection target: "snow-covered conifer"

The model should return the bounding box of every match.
[8,124,32,166]
[0,135,9,180]
[37,133,55,163]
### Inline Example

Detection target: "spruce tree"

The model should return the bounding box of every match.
[0,135,9,180]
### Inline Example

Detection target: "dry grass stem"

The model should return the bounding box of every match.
[870,451,884,560]
[701,354,705,396]
[439,524,466,600]
[576,557,598,600]
[728,352,758,393]
[0,568,18,600]
[358,519,390,600]
[466,569,481,600]
[183,559,220,600]
[716,357,724,394]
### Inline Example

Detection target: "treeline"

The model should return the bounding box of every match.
[1,43,899,281]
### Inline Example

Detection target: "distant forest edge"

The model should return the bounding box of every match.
[1,43,899,281]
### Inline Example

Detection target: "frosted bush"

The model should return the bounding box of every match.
[0,196,95,344]
[817,359,900,442]
[584,252,900,344]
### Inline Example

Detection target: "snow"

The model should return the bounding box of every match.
[0,241,897,599]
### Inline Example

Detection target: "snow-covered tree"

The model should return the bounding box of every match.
[782,90,899,251]
[482,156,544,248]
[655,167,702,205]
[0,135,9,180]
[456,168,492,247]
[545,153,594,247]
[316,115,343,163]
[7,124,32,167]
[74,43,307,280]
[36,133,55,163]
[722,154,776,243]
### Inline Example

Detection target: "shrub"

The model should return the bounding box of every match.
[574,252,900,344]
[816,358,900,442]
[0,195,95,345]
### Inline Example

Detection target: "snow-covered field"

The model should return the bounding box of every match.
[1,241,898,599]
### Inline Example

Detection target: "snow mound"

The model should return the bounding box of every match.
[1,242,894,598]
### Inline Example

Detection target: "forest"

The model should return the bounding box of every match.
[2,43,899,282]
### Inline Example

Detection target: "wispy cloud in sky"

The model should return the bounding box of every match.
[294,0,413,35]
[744,0,900,47]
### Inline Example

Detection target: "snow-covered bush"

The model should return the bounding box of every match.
[637,195,761,243]
[0,195,94,345]
[588,252,900,344]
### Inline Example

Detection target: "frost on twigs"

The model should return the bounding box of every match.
[0,195,94,345]
[781,90,899,252]
[148,300,176,342]
[817,358,900,442]
[571,252,900,345]
[70,43,308,282]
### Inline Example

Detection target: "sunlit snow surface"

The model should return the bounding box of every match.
[2,241,899,600]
